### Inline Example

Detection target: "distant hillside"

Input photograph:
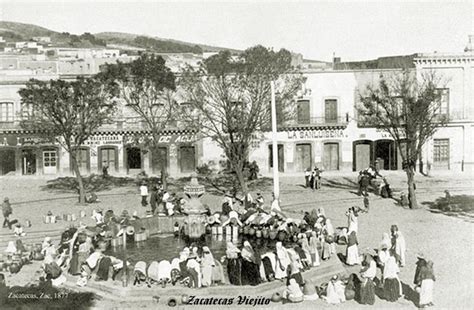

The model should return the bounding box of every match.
[0,21,238,54]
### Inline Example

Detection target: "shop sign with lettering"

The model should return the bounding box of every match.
[84,135,123,147]
[287,129,346,140]
[0,135,56,146]
[123,134,197,146]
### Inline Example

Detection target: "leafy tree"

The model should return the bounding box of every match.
[357,70,448,209]
[180,45,304,195]
[19,77,116,203]
[98,53,177,188]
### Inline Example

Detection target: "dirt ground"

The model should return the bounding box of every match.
[0,170,472,309]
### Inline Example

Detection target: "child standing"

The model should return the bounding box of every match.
[139,182,148,207]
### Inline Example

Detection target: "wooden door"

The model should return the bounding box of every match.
[43,150,57,174]
[323,143,339,170]
[325,99,338,123]
[433,139,449,170]
[180,146,196,172]
[355,144,370,171]
[295,144,312,171]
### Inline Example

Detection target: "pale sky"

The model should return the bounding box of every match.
[0,0,472,61]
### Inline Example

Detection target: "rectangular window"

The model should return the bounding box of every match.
[324,99,338,123]
[0,102,14,122]
[180,146,196,172]
[101,147,117,171]
[435,88,449,117]
[297,100,310,124]
[433,139,449,169]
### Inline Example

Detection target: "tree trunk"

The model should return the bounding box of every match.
[406,167,418,209]
[71,156,86,204]
[235,166,248,196]
[161,167,167,190]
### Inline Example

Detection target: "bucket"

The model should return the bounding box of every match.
[225,226,232,235]
[217,226,223,235]
[111,237,123,247]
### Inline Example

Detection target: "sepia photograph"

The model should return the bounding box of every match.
[0,0,472,309]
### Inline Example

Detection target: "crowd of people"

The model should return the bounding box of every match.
[1,168,435,308]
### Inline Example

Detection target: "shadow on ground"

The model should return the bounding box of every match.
[422,194,474,222]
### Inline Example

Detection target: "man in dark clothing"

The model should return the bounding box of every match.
[150,186,158,215]
[2,198,12,229]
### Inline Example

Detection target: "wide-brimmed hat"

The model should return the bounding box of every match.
[416,252,426,260]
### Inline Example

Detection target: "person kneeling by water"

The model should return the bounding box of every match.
[283,278,304,303]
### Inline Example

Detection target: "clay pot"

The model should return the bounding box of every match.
[167,297,177,307]
[249,227,256,236]
[181,294,189,304]
[277,231,286,242]
[271,292,282,302]
[9,262,21,274]
[255,229,262,238]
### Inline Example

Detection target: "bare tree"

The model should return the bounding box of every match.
[357,70,448,208]
[179,46,304,195]
[98,54,178,188]
[19,77,116,203]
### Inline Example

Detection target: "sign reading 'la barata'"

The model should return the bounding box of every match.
[287,129,345,140]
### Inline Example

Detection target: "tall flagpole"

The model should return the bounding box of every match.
[271,81,280,199]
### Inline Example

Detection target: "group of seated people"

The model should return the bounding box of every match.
[133,245,225,288]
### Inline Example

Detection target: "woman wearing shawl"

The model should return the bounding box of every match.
[225,241,242,285]
[147,261,160,283]
[261,251,276,281]
[391,225,406,267]
[299,236,313,267]
[359,253,376,305]
[418,260,435,308]
[324,219,336,255]
[287,247,304,286]
[383,250,401,302]
[201,246,215,287]
[347,207,358,233]
[170,258,181,285]
[321,233,332,261]
[241,241,261,286]
[158,260,172,287]
[186,254,201,288]
[283,278,304,303]
[309,231,321,267]
[324,275,346,304]
[133,261,148,285]
[275,242,290,280]
[346,231,360,265]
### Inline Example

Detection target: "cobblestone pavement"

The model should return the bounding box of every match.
[0,170,472,309]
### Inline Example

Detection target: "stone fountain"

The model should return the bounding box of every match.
[182,174,207,239]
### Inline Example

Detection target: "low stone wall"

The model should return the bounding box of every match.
[130,215,186,235]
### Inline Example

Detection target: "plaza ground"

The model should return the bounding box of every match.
[0,170,473,309]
